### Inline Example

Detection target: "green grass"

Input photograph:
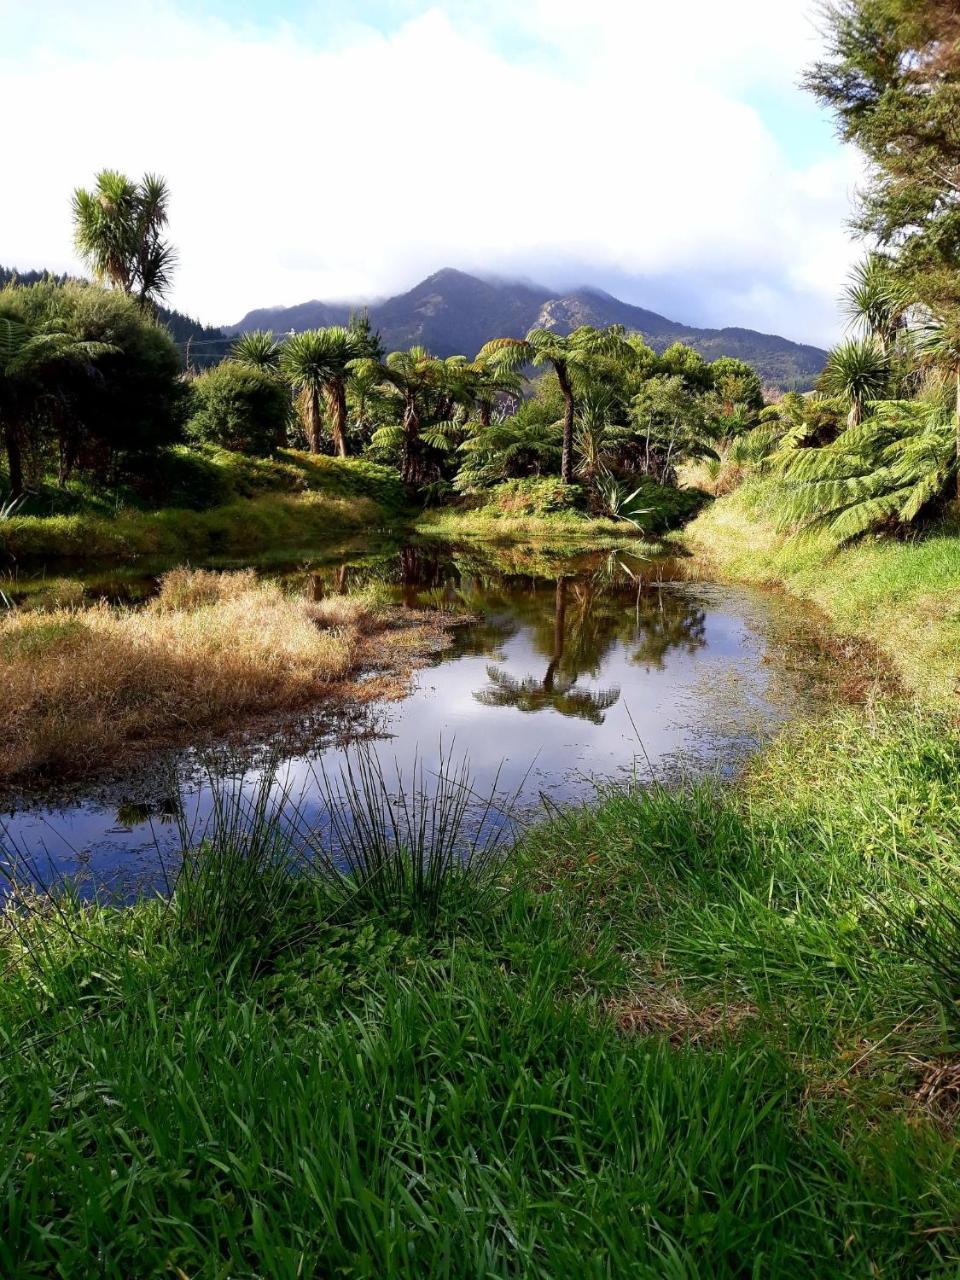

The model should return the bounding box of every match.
[3,707,960,1276]
[418,477,705,546]
[683,479,960,709]
[0,449,410,561]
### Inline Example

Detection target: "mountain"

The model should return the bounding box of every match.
[227,268,829,390]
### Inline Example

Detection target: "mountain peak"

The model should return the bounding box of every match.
[227,270,828,389]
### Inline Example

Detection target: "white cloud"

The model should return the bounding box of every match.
[0,0,862,344]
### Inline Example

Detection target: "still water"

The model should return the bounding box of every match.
[1,540,829,897]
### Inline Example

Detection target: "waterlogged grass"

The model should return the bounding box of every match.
[684,480,960,709]
[2,709,960,1275]
[0,568,445,783]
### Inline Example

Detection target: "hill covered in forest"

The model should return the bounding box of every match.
[229,268,829,390]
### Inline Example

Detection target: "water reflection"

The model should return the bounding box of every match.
[1,539,828,897]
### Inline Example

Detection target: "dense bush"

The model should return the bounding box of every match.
[486,477,587,517]
[0,279,188,490]
[186,362,290,455]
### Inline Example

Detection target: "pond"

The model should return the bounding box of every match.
[0,538,832,897]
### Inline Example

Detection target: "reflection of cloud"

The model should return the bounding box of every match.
[3,0,857,343]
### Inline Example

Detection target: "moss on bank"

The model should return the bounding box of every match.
[683,479,960,710]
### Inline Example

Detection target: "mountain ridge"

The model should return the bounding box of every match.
[227,267,828,390]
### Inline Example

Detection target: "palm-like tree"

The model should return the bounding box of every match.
[458,358,522,428]
[72,170,176,307]
[231,329,282,373]
[818,337,890,429]
[351,347,464,485]
[843,254,912,353]
[478,325,634,483]
[0,315,116,495]
[279,327,365,456]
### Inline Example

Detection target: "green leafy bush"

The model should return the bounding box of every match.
[486,477,587,517]
[186,362,290,456]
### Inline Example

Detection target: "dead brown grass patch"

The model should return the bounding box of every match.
[908,1056,960,1131]
[604,982,756,1047]
[0,570,456,786]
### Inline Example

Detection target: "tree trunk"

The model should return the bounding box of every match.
[555,362,575,484]
[328,380,349,458]
[479,399,492,428]
[847,398,861,430]
[543,577,568,692]
[303,386,323,453]
[401,403,420,487]
[4,424,23,498]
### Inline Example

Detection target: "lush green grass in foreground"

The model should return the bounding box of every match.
[3,708,960,1277]
[684,480,960,709]
[0,450,409,561]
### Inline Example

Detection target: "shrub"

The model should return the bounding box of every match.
[0,279,189,484]
[487,477,587,517]
[186,361,290,456]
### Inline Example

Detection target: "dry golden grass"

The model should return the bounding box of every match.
[0,569,439,784]
[307,594,375,630]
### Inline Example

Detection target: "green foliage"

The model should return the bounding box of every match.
[817,336,890,427]
[806,2,960,327]
[484,476,587,517]
[280,327,368,456]
[230,328,282,372]
[0,279,187,494]
[186,361,290,455]
[778,390,956,540]
[72,169,176,304]
[455,397,561,492]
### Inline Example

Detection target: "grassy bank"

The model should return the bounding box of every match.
[416,506,653,548]
[0,450,410,562]
[2,707,960,1275]
[0,568,450,785]
[417,476,704,547]
[683,480,960,710]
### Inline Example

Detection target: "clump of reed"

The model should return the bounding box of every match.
[0,568,376,781]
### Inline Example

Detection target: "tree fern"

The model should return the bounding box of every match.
[778,394,955,540]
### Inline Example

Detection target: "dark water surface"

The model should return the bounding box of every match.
[1,539,831,897]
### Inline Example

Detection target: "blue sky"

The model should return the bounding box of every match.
[1,0,859,344]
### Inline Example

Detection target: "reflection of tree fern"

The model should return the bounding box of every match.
[475,666,620,724]
[778,395,955,541]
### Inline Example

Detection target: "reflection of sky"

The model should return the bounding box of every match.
[0,582,800,899]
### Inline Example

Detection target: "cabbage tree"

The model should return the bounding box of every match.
[280,326,365,456]
[72,170,176,306]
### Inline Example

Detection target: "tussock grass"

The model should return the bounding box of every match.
[0,569,381,781]
[2,709,960,1274]
[684,479,960,709]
